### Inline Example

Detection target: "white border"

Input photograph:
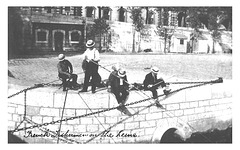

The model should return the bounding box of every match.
[2,1,239,150]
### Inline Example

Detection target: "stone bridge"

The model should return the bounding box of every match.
[7,79,232,143]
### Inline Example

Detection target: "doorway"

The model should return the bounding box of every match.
[54,32,64,51]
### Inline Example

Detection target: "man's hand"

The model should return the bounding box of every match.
[107,86,111,92]
[129,84,134,90]
[147,84,153,88]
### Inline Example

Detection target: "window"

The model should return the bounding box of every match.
[180,39,184,45]
[35,29,48,43]
[38,32,46,41]
[69,30,81,43]
[32,7,43,12]
[86,7,94,17]
[74,7,82,16]
[102,7,111,20]
[44,7,52,13]
[54,7,63,14]
[62,7,75,15]
[170,12,177,26]
[148,12,154,24]
[71,32,80,41]
[119,7,126,22]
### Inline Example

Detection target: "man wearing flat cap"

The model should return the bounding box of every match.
[57,54,78,91]
[143,66,171,108]
[80,40,100,93]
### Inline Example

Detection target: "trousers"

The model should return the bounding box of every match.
[59,73,78,90]
[112,86,129,104]
[82,61,99,92]
[148,78,166,99]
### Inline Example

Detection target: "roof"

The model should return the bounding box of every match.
[197,34,208,40]
[173,33,188,39]
[190,34,208,40]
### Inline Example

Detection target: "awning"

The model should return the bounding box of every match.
[173,33,188,39]
[197,34,208,40]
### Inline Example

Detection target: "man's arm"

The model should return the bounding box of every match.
[143,74,149,89]
[67,60,73,74]
[93,49,100,62]
[57,63,71,77]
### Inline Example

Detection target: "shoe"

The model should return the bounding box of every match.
[163,89,171,95]
[63,87,67,91]
[117,103,124,110]
[92,91,96,94]
[79,89,87,92]
[156,101,164,109]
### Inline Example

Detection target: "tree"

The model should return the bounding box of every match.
[156,7,178,53]
[87,18,110,52]
[8,7,24,58]
[129,7,145,53]
[186,7,232,53]
[207,7,226,53]
[186,7,206,53]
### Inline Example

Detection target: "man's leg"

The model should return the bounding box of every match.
[81,71,90,92]
[91,72,97,93]
[121,88,129,105]
[59,74,68,91]
[112,90,122,104]
[157,78,166,88]
[150,89,158,99]
[150,89,164,109]
[70,74,78,87]
[90,63,99,93]
[157,78,171,95]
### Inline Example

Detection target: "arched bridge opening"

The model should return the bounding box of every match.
[159,128,184,143]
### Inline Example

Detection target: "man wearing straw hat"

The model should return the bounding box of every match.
[80,40,100,93]
[143,66,171,108]
[57,54,79,91]
[108,68,130,107]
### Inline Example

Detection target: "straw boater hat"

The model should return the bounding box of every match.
[86,40,95,48]
[58,54,65,61]
[151,66,159,73]
[118,68,126,77]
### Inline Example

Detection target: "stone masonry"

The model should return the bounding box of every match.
[8,79,232,143]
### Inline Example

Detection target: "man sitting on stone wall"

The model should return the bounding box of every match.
[57,54,79,91]
[143,66,171,109]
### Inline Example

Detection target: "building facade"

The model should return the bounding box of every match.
[8,6,232,56]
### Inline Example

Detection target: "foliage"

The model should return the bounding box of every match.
[8,7,24,57]
[86,18,110,51]
[129,7,145,53]
[88,18,110,38]
[129,7,145,32]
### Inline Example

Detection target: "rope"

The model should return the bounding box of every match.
[84,103,155,144]
[85,81,216,144]
[9,78,221,134]
[78,93,116,143]
[57,89,69,144]
[7,62,116,99]
[87,59,161,106]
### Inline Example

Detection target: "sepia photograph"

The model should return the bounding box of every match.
[6,1,235,145]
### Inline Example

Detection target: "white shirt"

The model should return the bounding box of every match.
[83,48,100,62]
[120,78,123,85]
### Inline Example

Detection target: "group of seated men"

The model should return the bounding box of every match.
[57,54,171,109]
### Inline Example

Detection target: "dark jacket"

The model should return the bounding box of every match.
[57,59,73,77]
[109,73,129,92]
[143,72,157,90]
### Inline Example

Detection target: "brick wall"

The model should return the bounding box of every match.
[8,80,232,143]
